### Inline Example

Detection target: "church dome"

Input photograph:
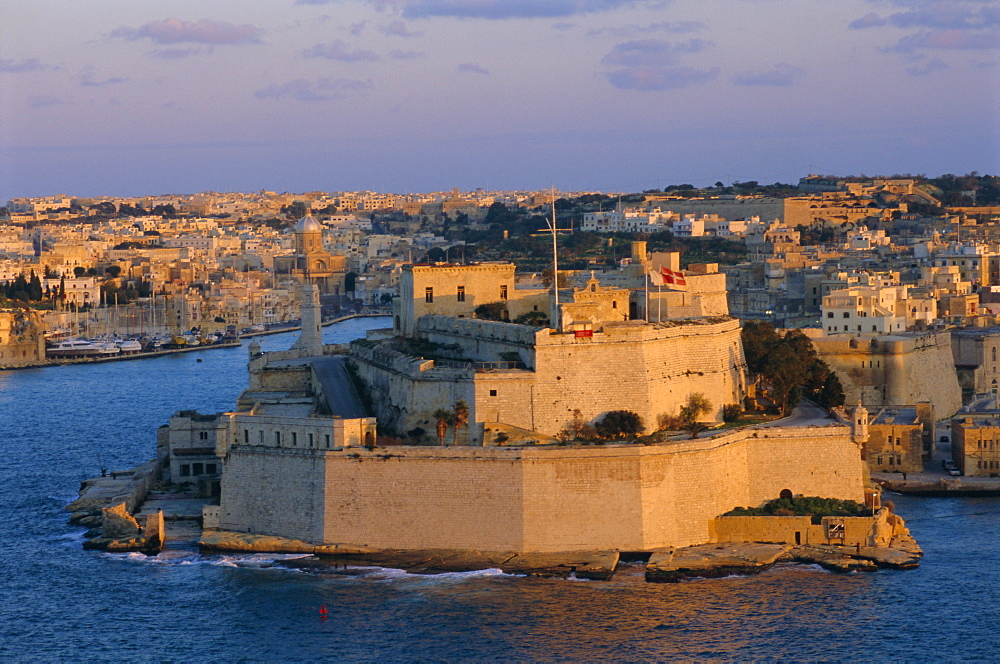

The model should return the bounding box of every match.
[296,215,323,232]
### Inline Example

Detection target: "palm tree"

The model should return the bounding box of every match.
[432,409,452,446]
[452,400,470,446]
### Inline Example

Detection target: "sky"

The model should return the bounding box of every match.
[1,0,998,202]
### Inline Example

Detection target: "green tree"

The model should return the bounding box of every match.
[679,393,713,438]
[474,301,508,321]
[742,322,843,415]
[513,310,548,327]
[594,410,644,440]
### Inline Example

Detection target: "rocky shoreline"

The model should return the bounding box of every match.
[645,538,922,583]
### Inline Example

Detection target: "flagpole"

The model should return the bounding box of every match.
[658,284,661,323]
[644,269,649,322]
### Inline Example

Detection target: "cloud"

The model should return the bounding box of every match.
[349,21,367,35]
[605,65,718,90]
[849,12,887,29]
[587,20,706,37]
[372,0,646,20]
[731,62,805,86]
[601,38,711,67]
[80,70,129,87]
[886,28,1000,51]
[389,49,426,59]
[0,58,52,73]
[906,57,948,75]
[302,40,379,61]
[254,77,372,101]
[457,62,490,74]
[851,1,999,55]
[29,95,66,108]
[146,47,207,59]
[551,22,576,30]
[380,20,422,36]
[111,18,263,45]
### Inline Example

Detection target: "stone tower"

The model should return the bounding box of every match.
[291,283,323,356]
[852,403,870,444]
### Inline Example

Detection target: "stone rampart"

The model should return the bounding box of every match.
[217,423,864,552]
[813,331,961,417]
[350,317,746,441]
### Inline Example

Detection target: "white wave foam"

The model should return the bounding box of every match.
[101,550,313,569]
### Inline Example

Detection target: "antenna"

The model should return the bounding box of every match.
[550,187,560,332]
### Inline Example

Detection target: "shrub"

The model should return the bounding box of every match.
[722,403,743,422]
[473,301,508,321]
[594,410,644,440]
[723,496,871,519]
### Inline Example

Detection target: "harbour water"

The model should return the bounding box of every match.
[2,316,999,662]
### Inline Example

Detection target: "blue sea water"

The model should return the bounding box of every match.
[2,316,999,662]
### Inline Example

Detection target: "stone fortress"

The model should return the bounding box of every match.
[155,244,892,562]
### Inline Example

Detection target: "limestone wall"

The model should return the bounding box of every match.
[0,310,46,368]
[813,332,962,417]
[715,509,898,548]
[217,423,865,552]
[352,317,746,441]
[218,447,331,543]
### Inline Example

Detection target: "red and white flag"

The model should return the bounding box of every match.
[651,266,687,287]
[663,267,687,287]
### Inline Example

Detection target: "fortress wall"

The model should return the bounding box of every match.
[217,424,864,552]
[417,315,541,367]
[350,319,745,440]
[218,448,329,543]
[321,453,525,550]
[418,315,541,347]
[473,372,536,432]
[529,319,744,433]
[646,198,785,222]
[814,332,961,417]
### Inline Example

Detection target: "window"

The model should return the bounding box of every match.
[180,464,190,477]
[193,463,204,475]
[325,434,330,448]
[457,286,465,302]
[244,430,249,444]
[500,284,508,300]
[612,301,618,309]
[843,312,849,318]
[425,287,433,303]
[490,389,497,397]
[199,431,208,440]
[259,431,264,444]
[827,312,834,318]
[308,433,314,447]
[291,432,297,446]
[275,431,281,446]
[206,464,217,475]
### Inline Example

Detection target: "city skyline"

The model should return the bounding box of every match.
[1,0,997,202]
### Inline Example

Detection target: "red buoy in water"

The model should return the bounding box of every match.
[319,605,328,617]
